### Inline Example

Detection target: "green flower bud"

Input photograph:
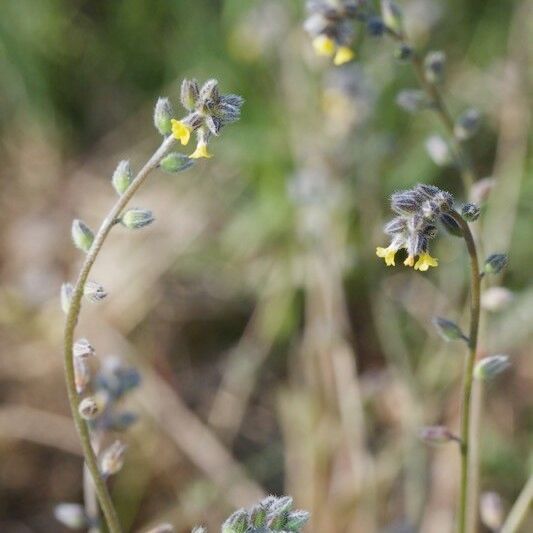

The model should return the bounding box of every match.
[78,396,101,420]
[285,510,310,531]
[268,510,289,529]
[54,503,87,529]
[61,282,73,314]
[250,504,267,527]
[100,440,127,476]
[432,317,468,342]
[418,426,458,445]
[483,253,508,274]
[159,152,194,173]
[112,160,134,195]
[462,202,480,221]
[73,338,95,359]
[381,0,403,35]
[222,510,249,533]
[120,208,155,229]
[474,355,510,381]
[454,108,481,140]
[153,97,173,136]
[180,79,200,111]
[424,51,446,84]
[84,280,107,302]
[71,219,94,253]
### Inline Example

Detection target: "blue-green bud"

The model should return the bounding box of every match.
[71,219,94,253]
[462,202,480,221]
[483,253,508,274]
[83,280,107,302]
[454,108,481,140]
[159,152,194,173]
[432,317,468,342]
[424,51,446,84]
[120,208,155,229]
[54,503,87,529]
[61,282,73,314]
[474,355,510,381]
[381,0,403,35]
[112,160,133,195]
[154,97,173,136]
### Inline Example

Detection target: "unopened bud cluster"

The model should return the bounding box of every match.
[376,184,454,271]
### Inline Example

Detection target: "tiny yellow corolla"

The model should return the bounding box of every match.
[404,255,415,267]
[333,46,355,66]
[414,252,439,271]
[312,35,336,57]
[189,141,213,159]
[376,245,398,266]
[171,119,191,146]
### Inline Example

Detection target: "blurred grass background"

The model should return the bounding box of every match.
[0,0,531,531]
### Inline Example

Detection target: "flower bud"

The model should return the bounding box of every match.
[461,202,480,221]
[153,97,173,136]
[73,338,95,359]
[100,440,127,477]
[180,79,200,111]
[454,108,481,140]
[83,281,107,302]
[285,510,310,530]
[120,208,155,229]
[268,510,289,529]
[481,286,513,312]
[424,51,446,84]
[269,496,293,515]
[112,160,134,195]
[474,355,510,381]
[432,317,468,342]
[394,43,413,61]
[418,426,458,445]
[159,152,194,173]
[54,503,87,529]
[71,219,94,253]
[391,190,420,215]
[222,510,249,533]
[483,253,508,274]
[480,492,504,531]
[425,135,451,166]
[61,282,73,314]
[439,213,463,237]
[144,523,175,533]
[396,90,427,113]
[78,396,101,420]
[381,0,403,35]
[250,504,267,527]
[366,16,385,36]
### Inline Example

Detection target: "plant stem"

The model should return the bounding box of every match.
[448,210,481,533]
[63,134,176,533]
[500,473,533,533]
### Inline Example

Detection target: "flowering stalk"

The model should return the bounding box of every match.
[63,134,176,532]
[447,210,481,533]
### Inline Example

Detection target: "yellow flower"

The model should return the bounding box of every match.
[312,35,336,57]
[334,46,355,66]
[189,141,213,159]
[171,119,191,146]
[414,252,439,271]
[376,245,398,266]
[404,255,415,267]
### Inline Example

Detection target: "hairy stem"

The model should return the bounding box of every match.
[448,210,481,533]
[63,134,176,533]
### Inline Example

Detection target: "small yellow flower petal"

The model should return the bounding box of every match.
[376,246,397,266]
[414,252,439,271]
[171,119,191,146]
[404,255,415,267]
[189,142,213,159]
[312,35,336,57]
[334,46,355,66]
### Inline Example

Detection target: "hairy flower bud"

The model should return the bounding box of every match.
[286,510,310,530]
[100,440,127,477]
[483,253,508,274]
[120,208,155,229]
[61,282,73,314]
[73,338,95,359]
[474,355,510,381]
[418,426,458,445]
[222,509,249,533]
[394,43,413,61]
[54,503,87,529]
[454,108,481,140]
[424,51,446,84]
[153,97,173,136]
[381,0,403,35]
[391,190,420,215]
[84,281,107,302]
[159,152,194,173]
[250,504,268,527]
[461,202,480,221]
[71,219,94,253]
[112,160,134,195]
[432,317,468,342]
[78,396,102,420]
[180,79,200,111]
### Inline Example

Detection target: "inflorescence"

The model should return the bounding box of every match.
[376,184,454,271]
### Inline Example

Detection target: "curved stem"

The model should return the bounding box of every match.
[500,473,533,533]
[63,134,176,533]
[448,210,481,533]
